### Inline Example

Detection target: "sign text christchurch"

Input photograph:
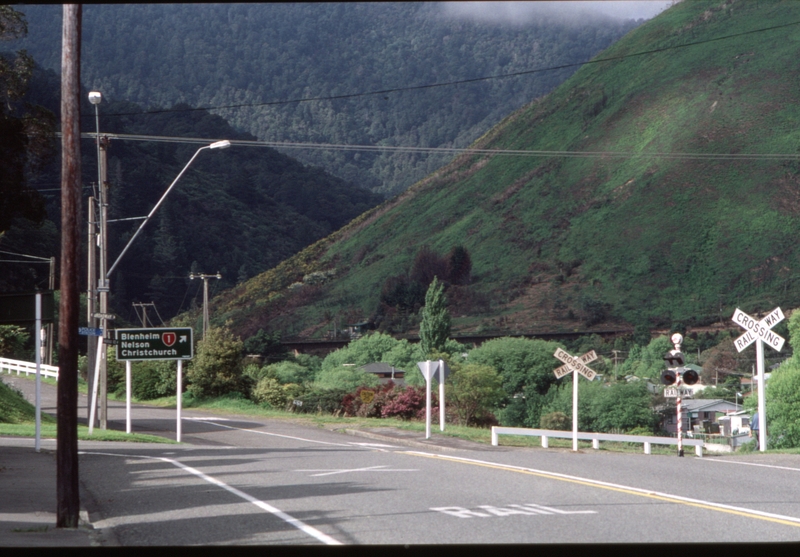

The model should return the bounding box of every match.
[116,327,193,361]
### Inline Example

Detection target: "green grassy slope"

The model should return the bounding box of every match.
[0,379,38,424]
[207,0,800,338]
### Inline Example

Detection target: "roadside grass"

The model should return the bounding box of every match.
[11,375,800,455]
[0,422,176,443]
[0,374,172,443]
[121,392,698,455]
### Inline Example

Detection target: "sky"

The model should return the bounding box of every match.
[439,1,675,24]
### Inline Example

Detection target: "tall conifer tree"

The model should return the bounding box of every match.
[419,276,450,356]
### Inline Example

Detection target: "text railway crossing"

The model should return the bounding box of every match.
[553,348,598,451]
[732,307,785,352]
[553,348,598,380]
[731,307,785,453]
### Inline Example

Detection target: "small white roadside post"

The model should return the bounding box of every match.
[731,307,785,452]
[435,359,450,432]
[552,349,598,451]
[417,360,439,439]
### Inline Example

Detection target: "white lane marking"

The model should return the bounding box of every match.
[183,417,350,447]
[703,459,800,473]
[404,451,800,527]
[296,465,418,477]
[80,450,342,545]
[347,442,398,448]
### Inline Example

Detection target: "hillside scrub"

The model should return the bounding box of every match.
[205,0,800,343]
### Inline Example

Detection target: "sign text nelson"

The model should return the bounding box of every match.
[115,327,193,361]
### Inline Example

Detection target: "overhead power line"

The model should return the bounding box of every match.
[75,132,800,162]
[95,19,800,118]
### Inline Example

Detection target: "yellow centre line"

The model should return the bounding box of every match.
[401,451,800,528]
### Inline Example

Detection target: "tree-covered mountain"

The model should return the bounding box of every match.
[0,60,383,325]
[12,3,645,195]
[200,0,800,342]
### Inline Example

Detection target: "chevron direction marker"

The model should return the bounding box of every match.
[732,307,785,353]
[553,348,598,380]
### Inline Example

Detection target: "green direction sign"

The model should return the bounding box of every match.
[0,291,55,323]
[115,327,193,361]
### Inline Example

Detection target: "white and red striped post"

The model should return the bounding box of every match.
[676,373,684,457]
[673,333,685,457]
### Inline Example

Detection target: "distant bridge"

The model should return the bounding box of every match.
[281,328,634,357]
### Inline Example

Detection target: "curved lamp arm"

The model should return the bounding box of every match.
[107,140,230,278]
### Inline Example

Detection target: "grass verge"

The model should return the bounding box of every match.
[0,422,176,443]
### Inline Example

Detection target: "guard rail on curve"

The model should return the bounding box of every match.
[491,426,703,457]
[0,357,59,380]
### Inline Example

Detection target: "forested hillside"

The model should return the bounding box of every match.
[202,0,800,341]
[0,62,382,324]
[12,3,644,195]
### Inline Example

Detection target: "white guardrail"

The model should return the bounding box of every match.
[491,426,704,457]
[0,357,59,381]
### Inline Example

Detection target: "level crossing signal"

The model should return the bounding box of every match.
[659,368,697,385]
[661,348,699,385]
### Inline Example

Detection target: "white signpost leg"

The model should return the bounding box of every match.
[439,373,446,432]
[425,361,432,439]
[35,293,42,452]
[88,335,104,435]
[126,360,132,434]
[177,360,183,443]
[756,340,767,452]
[572,368,578,451]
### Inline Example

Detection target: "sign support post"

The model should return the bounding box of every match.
[417,360,449,439]
[731,307,785,452]
[115,327,194,441]
[552,349,598,451]
[125,361,132,434]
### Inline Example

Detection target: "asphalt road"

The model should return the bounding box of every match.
[5,373,800,545]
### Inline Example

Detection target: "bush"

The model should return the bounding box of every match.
[446,362,504,426]
[540,411,569,430]
[293,388,350,415]
[382,385,430,420]
[130,360,178,400]
[314,365,380,391]
[342,383,396,418]
[0,325,29,359]
[251,377,305,409]
[187,326,245,399]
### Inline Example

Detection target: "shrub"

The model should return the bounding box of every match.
[187,326,245,399]
[251,378,305,409]
[314,365,380,391]
[540,411,570,430]
[0,325,29,359]
[446,362,504,426]
[342,383,395,418]
[382,385,431,420]
[130,360,178,400]
[293,388,350,415]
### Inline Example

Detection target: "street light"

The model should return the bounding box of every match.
[87,91,110,430]
[107,140,231,277]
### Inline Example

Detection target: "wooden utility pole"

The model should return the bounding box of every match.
[57,3,81,529]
